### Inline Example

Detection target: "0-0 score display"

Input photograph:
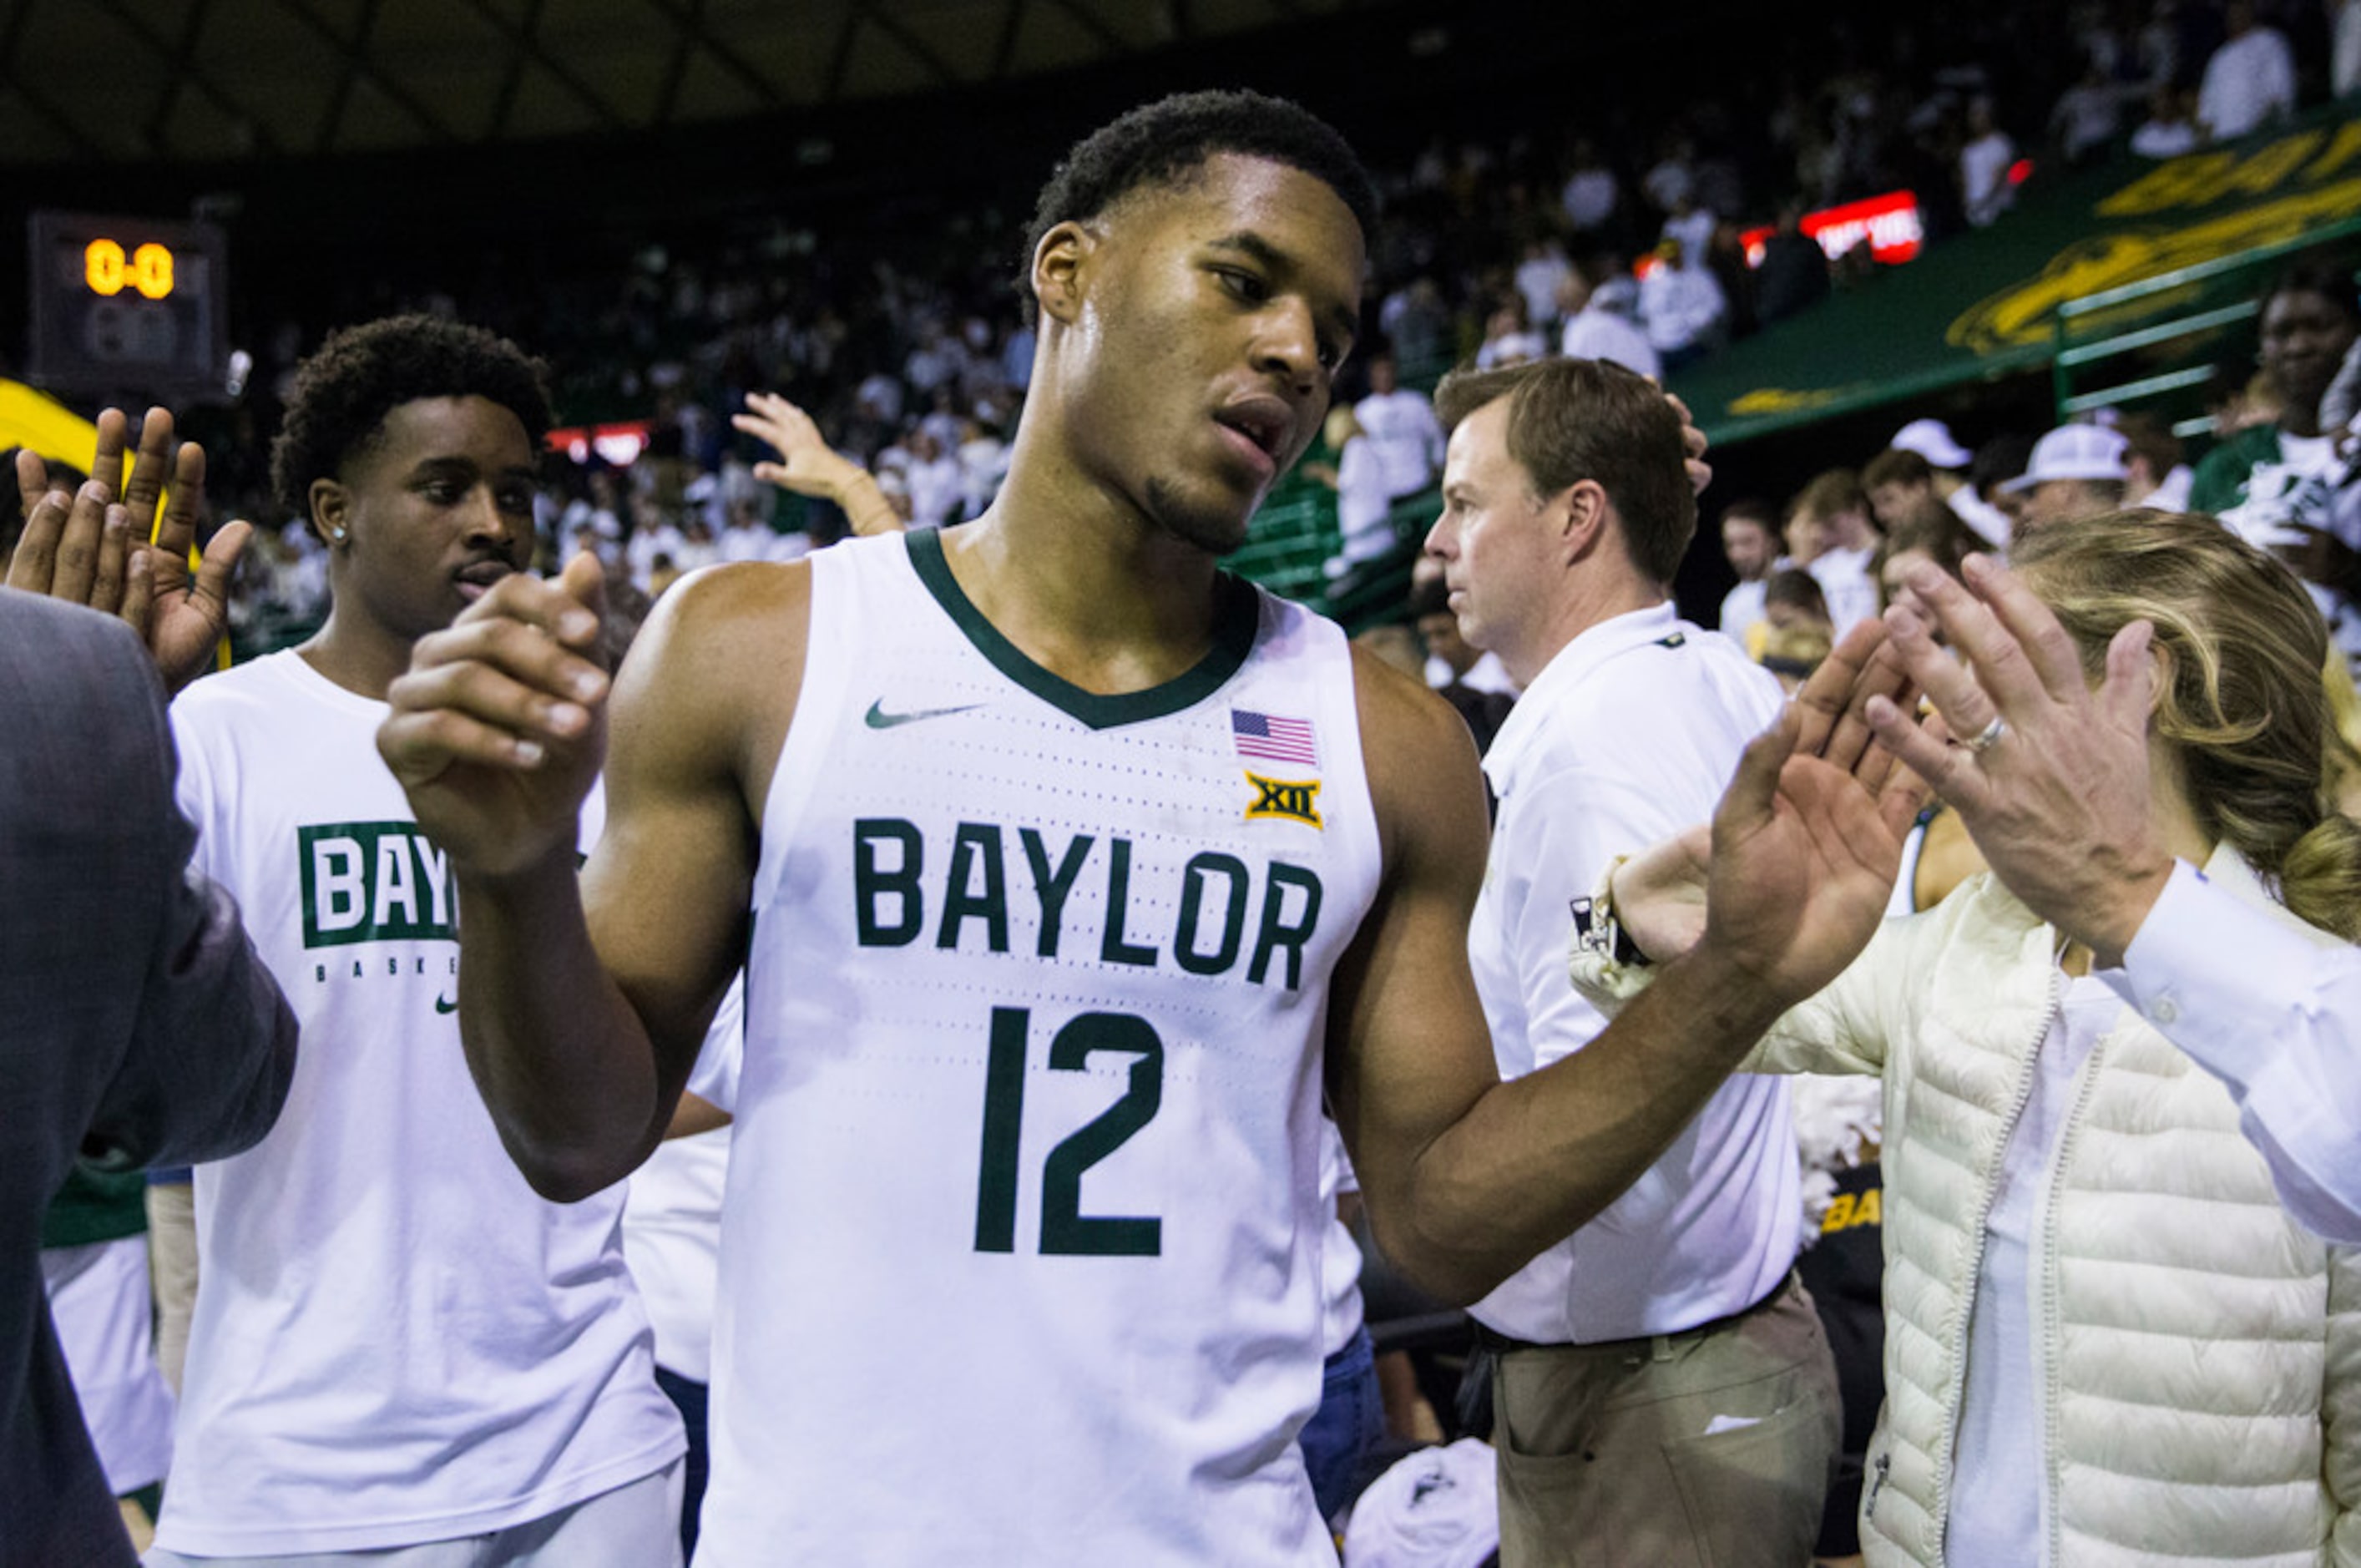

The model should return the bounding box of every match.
[28,210,226,397]
[83,239,178,301]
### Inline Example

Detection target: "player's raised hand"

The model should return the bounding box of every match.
[379,551,612,878]
[116,411,248,694]
[1692,661,1912,1008]
[1607,620,1921,972]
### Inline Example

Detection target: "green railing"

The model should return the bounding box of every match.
[2050,216,2361,444]
[1226,478,1439,635]
[1227,481,1337,605]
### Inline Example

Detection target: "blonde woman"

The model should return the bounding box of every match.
[1586,513,2361,1566]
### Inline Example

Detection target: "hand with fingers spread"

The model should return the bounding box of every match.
[1863,552,2169,964]
[1615,614,1926,968]
[1691,710,1909,1009]
[377,552,613,881]
[1675,619,1925,1001]
[116,412,250,692]
[731,392,904,538]
[9,406,250,693]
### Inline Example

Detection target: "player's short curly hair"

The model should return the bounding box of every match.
[270,314,552,522]
[1016,89,1377,326]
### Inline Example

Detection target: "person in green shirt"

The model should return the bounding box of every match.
[2189,262,2361,666]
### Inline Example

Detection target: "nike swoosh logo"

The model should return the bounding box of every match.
[433,994,459,1014]
[865,699,985,730]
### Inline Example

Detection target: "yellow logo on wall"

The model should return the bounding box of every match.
[1245,772,1322,829]
[1727,387,1853,417]
[1947,124,2361,355]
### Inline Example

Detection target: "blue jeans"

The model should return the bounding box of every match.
[653,1367,708,1559]
[1301,1326,1383,1521]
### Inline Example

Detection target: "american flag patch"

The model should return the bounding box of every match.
[1232,709,1318,766]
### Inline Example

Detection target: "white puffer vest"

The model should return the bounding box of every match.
[1688,852,2359,1565]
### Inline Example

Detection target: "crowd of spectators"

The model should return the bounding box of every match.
[1667,254,2361,756]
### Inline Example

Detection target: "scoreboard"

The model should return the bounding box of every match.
[28,210,228,398]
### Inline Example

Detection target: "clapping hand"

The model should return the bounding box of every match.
[1624,621,1924,993]
[1863,554,2167,966]
[9,407,250,693]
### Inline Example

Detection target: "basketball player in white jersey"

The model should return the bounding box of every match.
[145,316,685,1565]
[379,92,1916,1563]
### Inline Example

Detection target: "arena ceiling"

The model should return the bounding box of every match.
[0,0,1387,166]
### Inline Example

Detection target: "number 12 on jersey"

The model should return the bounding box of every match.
[975,1006,1164,1257]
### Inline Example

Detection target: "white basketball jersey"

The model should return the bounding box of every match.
[700,531,1382,1565]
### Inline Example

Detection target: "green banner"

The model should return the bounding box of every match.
[1676,103,2361,446]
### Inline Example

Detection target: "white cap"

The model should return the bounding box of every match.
[1590,276,1641,317]
[2002,423,2131,493]
[1890,417,1973,469]
[1340,1438,1499,1568]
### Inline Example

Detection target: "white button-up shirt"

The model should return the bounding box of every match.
[2102,858,2361,1244]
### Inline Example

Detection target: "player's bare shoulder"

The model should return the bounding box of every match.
[1347,640,1489,876]
[608,558,815,821]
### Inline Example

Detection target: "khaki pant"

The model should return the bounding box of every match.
[145,1180,200,1396]
[1490,1275,1840,1568]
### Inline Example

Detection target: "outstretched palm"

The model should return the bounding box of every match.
[1703,728,1908,1006]
[137,438,248,692]
[10,407,246,694]
[1610,620,1924,997]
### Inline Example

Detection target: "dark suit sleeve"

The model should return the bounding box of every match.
[1,597,293,1566]
[81,865,299,1174]
[83,633,297,1173]
[0,599,299,1174]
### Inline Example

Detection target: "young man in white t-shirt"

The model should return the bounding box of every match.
[147,316,684,1566]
